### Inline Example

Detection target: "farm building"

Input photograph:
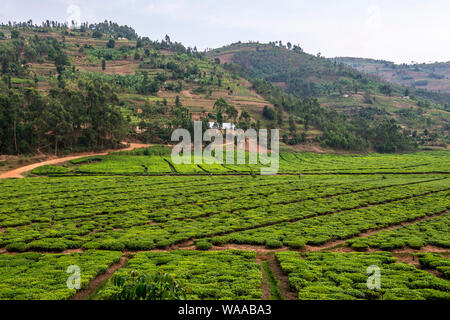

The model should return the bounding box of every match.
[208,122,236,130]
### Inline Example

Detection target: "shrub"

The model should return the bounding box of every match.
[5,242,28,252]
[351,242,369,252]
[89,240,125,251]
[23,239,68,252]
[286,240,306,249]
[265,239,283,249]
[156,240,171,249]
[125,240,155,250]
[195,240,212,251]
[111,272,187,300]
[211,237,227,246]
[32,165,68,175]
[407,238,425,249]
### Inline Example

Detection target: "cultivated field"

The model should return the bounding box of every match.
[0,150,449,300]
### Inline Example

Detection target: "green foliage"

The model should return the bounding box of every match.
[111,272,186,300]
[66,150,450,176]
[92,31,102,38]
[11,30,20,39]
[97,251,262,300]
[195,240,212,251]
[276,251,450,300]
[263,106,276,120]
[216,44,428,152]
[372,119,418,153]
[265,239,283,249]
[0,251,122,300]
[347,213,450,251]
[214,184,450,248]
[286,240,306,250]
[91,21,138,40]
[0,161,448,252]
[112,145,171,156]
[222,45,380,98]
[0,79,127,154]
[416,253,450,279]
[379,84,392,96]
[31,165,69,175]
[0,34,65,75]
[106,39,115,49]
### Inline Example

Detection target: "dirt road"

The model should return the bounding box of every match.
[0,143,151,179]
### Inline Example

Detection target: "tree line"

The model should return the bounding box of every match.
[0,79,127,154]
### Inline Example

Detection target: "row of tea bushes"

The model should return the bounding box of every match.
[96,250,262,300]
[275,251,450,300]
[210,190,450,249]
[1,176,447,252]
[417,253,450,279]
[347,214,450,250]
[0,250,122,300]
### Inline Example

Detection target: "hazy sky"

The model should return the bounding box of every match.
[1,0,449,64]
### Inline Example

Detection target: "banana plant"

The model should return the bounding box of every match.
[111,271,187,300]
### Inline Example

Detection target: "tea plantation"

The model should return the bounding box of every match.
[0,151,449,300]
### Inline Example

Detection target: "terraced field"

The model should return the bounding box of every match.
[30,149,450,176]
[0,151,449,300]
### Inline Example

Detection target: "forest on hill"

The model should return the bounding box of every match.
[0,21,253,155]
[0,21,448,155]
[209,42,449,151]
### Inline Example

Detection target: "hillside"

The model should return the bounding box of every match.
[208,42,450,150]
[335,57,450,94]
[0,23,274,155]
[1,23,449,156]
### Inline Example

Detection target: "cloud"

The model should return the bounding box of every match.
[366,5,382,30]
[146,0,187,15]
[66,4,81,27]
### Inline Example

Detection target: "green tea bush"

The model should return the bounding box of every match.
[31,165,69,175]
[276,251,450,300]
[0,251,122,300]
[96,250,262,300]
[266,239,283,249]
[195,240,212,251]
[286,240,306,250]
[417,253,450,279]
[351,242,369,252]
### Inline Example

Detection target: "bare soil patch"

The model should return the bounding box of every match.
[63,248,85,254]
[217,53,235,64]
[390,245,450,254]
[181,90,200,98]
[291,144,326,154]
[392,253,420,267]
[212,244,289,254]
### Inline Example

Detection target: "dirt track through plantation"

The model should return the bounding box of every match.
[256,258,271,300]
[267,257,297,300]
[0,143,151,179]
[69,257,129,301]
